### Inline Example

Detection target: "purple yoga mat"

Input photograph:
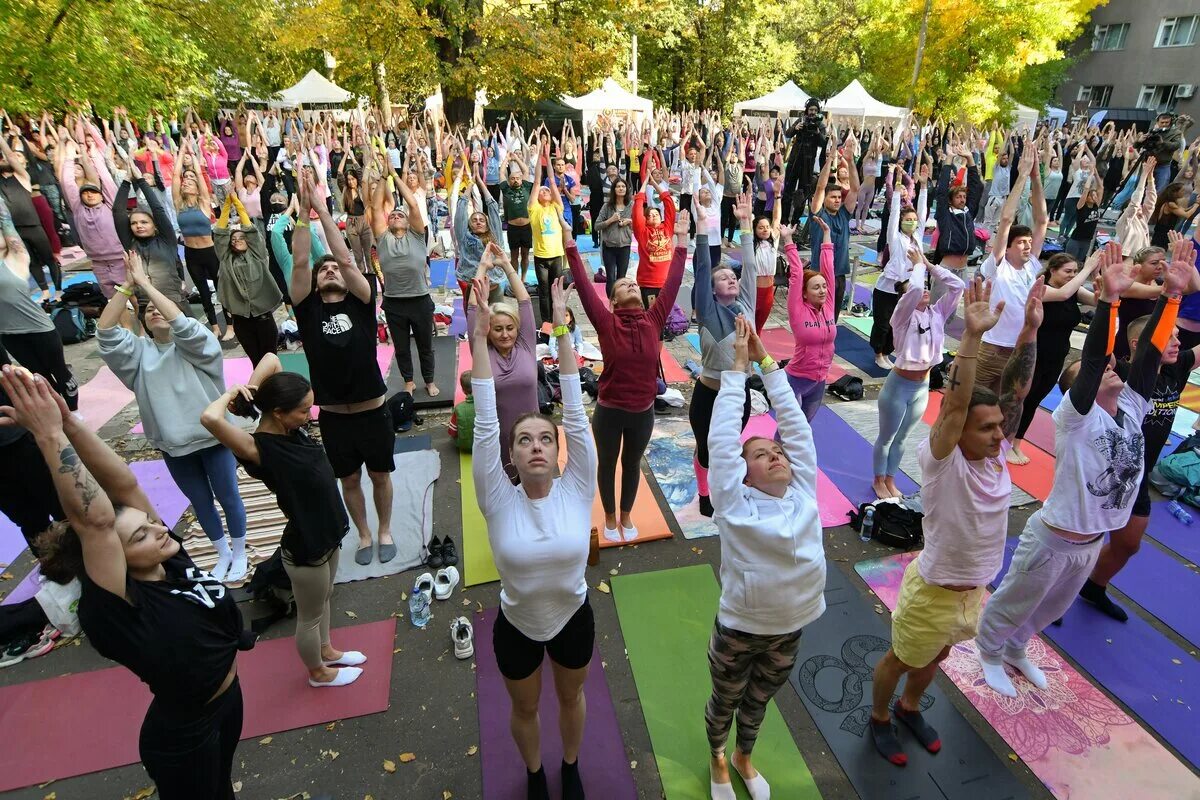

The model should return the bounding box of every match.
[128,459,190,532]
[1147,500,1200,564]
[450,298,467,337]
[994,538,1200,767]
[474,608,636,799]
[811,405,918,507]
[2,565,41,606]
[1110,539,1200,648]
[0,518,26,570]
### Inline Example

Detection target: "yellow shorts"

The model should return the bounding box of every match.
[890,558,986,669]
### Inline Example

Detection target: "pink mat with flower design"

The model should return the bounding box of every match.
[855,551,1200,800]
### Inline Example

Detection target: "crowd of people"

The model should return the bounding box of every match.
[0,98,1198,800]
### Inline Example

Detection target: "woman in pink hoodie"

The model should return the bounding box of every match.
[784,215,836,420]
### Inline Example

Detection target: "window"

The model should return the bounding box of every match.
[1092,23,1129,50]
[1138,85,1181,112]
[1077,85,1113,106]
[1156,16,1198,47]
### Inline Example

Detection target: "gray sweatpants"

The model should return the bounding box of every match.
[975,511,1102,663]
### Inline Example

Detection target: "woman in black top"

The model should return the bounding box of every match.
[0,363,251,799]
[114,158,189,313]
[201,354,365,688]
[1010,253,1099,464]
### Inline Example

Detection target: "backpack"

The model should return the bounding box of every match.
[665,305,689,336]
[538,365,559,413]
[827,375,864,401]
[386,391,415,432]
[52,306,93,345]
[61,280,106,309]
[246,547,295,634]
[849,500,924,549]
[1157,445,1200,509]
[578,366,599,399]
[928,352,955,391]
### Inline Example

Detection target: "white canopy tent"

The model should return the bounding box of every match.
[733,80,811,118]
[273,70,353,108]
[564,79,654,127]
[822,79,907,121]
[1010,101,1041,133]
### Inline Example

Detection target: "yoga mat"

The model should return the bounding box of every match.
[129,458,192,532]
[474,607,636,799]
[449,297,468,337]
[0,517,27,571]
[857,552,1200,800]
[1146,500,1200,564]
[395,433,433,453]
[1172,406,1198,439]
[791,564,1027,800]
[612,565,820,799]
[130,357,255,435]
[835,327,889,378]
[76,365,135,432]
[334,449,439,583]
[661,348,692,384]
[992,540,1200,769]
[759,327,795,361]
[1,563,41,605]
[280,346,393,420]
[0,618,396,792]
[1021,406,1057,456]
[460,451,499,586]
[1109,537,1200,648]
[391,335,458,409]
[1180,383,1200,413]
[430,257,455,288]
[811,405,918,507]
[840,315,873,338]
[646,416,718,539]
[454,339,473,405]
[686,331,701,354]
[1040,384,1064,412]
[921,392,1053,502]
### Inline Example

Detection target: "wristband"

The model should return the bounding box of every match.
[758,355,776,370]
[114,284,134,297]
[552,324,570,338]
[295,219,309,228]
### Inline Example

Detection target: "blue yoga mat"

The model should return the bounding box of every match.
[685,332,701,354]
[994,538,1200,768]
[1040,384,1064,412]
[835,327,889,378]
[811,405,917,507]
[1110,537,1200,649]
[430,258,455,288]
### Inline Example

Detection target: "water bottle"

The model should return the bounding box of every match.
[860,507,875,543]
[409,587,432,628]
[1168,500,1194,526]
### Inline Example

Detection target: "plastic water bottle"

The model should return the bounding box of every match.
[1168,500,1194,526]
[409,588,432,628]
[860,507,875,543]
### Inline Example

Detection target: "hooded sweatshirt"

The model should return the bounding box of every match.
[785,241,836,381]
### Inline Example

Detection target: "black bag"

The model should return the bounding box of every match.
[578,366,599,399]
[928,352,955,391]
[386,391,415,432]
[246,547,295,634]
[827,374,864,401]
[538,365,559,414]
[60,280,106,309]
[51,306,93,344]
[849,501,924,549]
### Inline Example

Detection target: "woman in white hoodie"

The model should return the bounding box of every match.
[705,317,826,800]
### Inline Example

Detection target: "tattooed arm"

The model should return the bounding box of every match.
[999,278,1046,442]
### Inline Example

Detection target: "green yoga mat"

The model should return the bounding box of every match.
[277,351,311,380]
[612,566,819,800]
[459,452,500,586]
[840,315,873,337]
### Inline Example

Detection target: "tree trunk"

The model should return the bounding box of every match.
[430,0,482,128]
[373,61,392,128]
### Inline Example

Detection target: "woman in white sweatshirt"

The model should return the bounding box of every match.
[705,317,827,800]
[96,252,249,583]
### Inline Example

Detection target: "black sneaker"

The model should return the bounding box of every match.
[0,628,56,668]
[426,536,444,569]
[440,535,459,567]
[1079,579,1129,622]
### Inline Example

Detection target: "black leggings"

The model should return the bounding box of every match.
[18,224,60,292]
[869,287,900,355]
[592,404,655,515]
[0,429,65,550]
[383,294,436,383]
[1,330,78,411]
[602,245,632,298]
[139,678,243,800]
[534,255,563,327]
[688,379,752,471]
[230,313,278,367]
[183,245,227,327]
[1016,347,1069,440]
[721,196,738,242]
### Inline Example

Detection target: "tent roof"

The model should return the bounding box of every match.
[276,70,352,106]
[483,97,583,129]
[564,79,652,114]
[733,80,811,115]
[822,79,906,119]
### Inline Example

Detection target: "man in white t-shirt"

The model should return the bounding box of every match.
[870,275,1044,766]
[975,242,1188,697]
[975,144,1048,398]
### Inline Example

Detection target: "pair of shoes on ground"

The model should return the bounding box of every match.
[528,759,585,800]
[870,702,941,767]
[355,539,398,566]
[0,625,60,669]
[415,566,462,603]
[308,650,368,688]
[425,535,459,569]
[601,524,640,544]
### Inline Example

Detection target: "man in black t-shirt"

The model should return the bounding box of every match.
[1080,317,1198,620]
[289,174,397,567]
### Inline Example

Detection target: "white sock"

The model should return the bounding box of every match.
[1003,654,1048,690]
[977,653,1017,697]
[211,537,232,581]
[225,537,249,582]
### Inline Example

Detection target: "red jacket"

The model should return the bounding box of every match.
[632,189,676,288]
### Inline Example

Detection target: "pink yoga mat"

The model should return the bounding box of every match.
[0,618,395,792]
[1022,406,1057,455]
[856,553,1200,800]
[131,357,256,434]
[77,366,135,432]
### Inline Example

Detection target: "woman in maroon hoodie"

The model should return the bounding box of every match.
[785,215,837,420]
[566,210,688,543]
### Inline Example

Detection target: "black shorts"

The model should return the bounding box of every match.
[318,403,396,478]
[1133,473,1152,518]
[507,222,533,250]
[493,599,594,681]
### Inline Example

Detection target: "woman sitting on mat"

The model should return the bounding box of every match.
[471,273,595,800]
[202,355,365,688]
[466,243,539,479]
[784,215,836,421]
[566,208,688,542]
[871,257,966,498]
[706,317,826,800]
[0,364,253,799]
[690,193,758,517]
[97,251,250,583]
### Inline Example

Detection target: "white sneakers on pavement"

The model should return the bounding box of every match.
[434,566,460,600]
[451,616,474,659]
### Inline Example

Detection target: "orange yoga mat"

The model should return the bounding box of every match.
[1182,383,1200,413]
[922,391,1054,502]
[556,444,673,549]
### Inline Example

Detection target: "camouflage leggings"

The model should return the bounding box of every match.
[705,620,803,756]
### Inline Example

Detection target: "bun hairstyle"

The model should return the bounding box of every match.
[35,520,85,584]
[231,372,312,420]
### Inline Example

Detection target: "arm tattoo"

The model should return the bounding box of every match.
[57,445,102,516]
[999,342,1037,439]
[945,363,962,392]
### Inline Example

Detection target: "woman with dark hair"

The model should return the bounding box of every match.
[470,270,593,800]
[201,355,365,687]
[595,177,633,298]
[749,197,783,333]
[173,139,233,340]
[214,193,282,366]
[114,159,189,313]
[453,160,504,309]
[871,163,929,371]
[0,363,253,799]
[1150,182,1199,248]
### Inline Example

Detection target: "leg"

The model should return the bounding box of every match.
[184,247,220,329]
[872,372,908,497]
[602,246,619,298]
[200,445,248,580]
[283,554,341,681]
[0,431,64,552]
[754,285,774,333]
[162,450,228,550]
[318,547,340,655]
[550,659,589,764]
[617,409,655,528]
[689,380,718,517]
[385,298,416,385]
[534,257,553,326]
[591,405,622,529]
[2,331,79,411]
[833,275,846,322]
[733,630,802,761]
[413,295,438,389]
[504,667,545,771]
[869,287,898,358]
[339,471,372,550]
[887,377,928,478]
[368,470,394,548]
[0,598,50,645]
[705,622,758,788]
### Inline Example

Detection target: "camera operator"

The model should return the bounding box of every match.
[783,98,828,225]
[1141,113,1183,192]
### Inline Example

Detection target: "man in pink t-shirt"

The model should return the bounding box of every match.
[868,275,1045,767]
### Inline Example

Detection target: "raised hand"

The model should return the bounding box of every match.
[471,276,492,337]
[779,223,797,240]
[732,315,751,372]
[125,250,149,286]
[734,192,752,222]
[675,209,691,235]
[1097,241,1135,301]
[1017,144,1035,176]
[1165,237,1197,296]
[550,276,573,326]
[963,276,1004,337]
[0,365,65,438]
[747,325,768,365]
[1024,276,1046,330]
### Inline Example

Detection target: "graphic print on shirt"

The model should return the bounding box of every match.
[916,322,930,336]
[321,312,353,344]
[169,567,227,609]
[1086,428,1145,510]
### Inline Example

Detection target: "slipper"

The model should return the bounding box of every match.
[354,546,373,566]
[378,542,397,563]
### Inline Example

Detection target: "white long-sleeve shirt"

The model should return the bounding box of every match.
[878,184,929,295]
[708,369,827,635]
[472,373,597,641]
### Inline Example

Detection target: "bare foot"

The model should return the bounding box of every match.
[710,754,731,786]
[885,477,901,498]
[1005,445,1030,466]
[426,382,440,397]
[872,477,892,500]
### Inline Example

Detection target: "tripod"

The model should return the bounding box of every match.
[1098,148,1150,222]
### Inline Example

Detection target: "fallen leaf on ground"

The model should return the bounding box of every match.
[0,573,12,581]
[345,611,358,619]
[259,736,273,745]
[325,721,338,731]
[43,794,56,800]
[231,782,242,792]
[443,792,453,800]
[596,581,610,594]
[1008,753,1018,762]
[466,745,478,756]
[1172,658,1182,665]
[383,759,396,773]
[630,760,637,769]
[609,569,618,575]
[131,788,155,800]
[399,752,416,763]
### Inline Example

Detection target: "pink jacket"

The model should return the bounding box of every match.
[785,242,836,381]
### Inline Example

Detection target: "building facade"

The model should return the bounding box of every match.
[1057,1,1198,119]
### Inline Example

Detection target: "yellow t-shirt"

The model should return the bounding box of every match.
[530,202,565,259]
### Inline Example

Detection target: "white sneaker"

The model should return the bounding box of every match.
[602,526,622,543]
[323,650,367,667]
[308,666,363,688]
[210,551,232,582]
[414,572,435,601]
[433,566,460,600]
[451,616,474,659]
